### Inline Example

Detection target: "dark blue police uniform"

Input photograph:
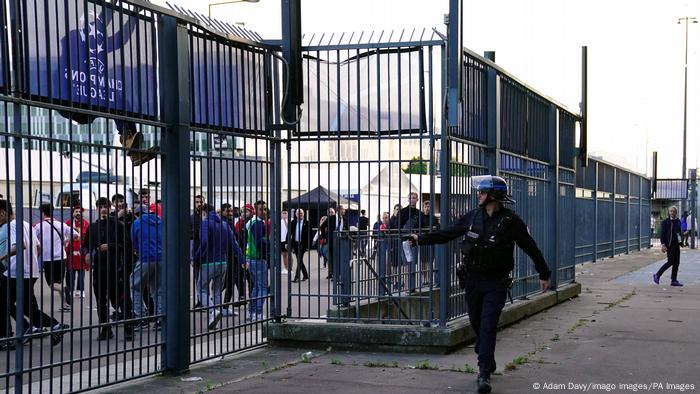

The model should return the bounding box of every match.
[418,206,551,373]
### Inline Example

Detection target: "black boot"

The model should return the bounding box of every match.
[477,368,492,394]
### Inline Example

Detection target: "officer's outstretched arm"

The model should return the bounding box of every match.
[511,217,551,282]
[415,213,471,246]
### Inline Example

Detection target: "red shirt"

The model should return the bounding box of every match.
[65,218,90,270]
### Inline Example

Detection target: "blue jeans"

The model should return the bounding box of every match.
[130,260,163,317]
[198,262,227,309]
[66,268,85,292]
[247,259,267,315]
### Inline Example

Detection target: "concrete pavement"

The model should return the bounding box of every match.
[107,247,700,394]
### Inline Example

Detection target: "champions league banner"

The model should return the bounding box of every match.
[190,32,266,132]
[24,0,157,118]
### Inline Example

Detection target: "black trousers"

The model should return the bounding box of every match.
[3,277,59,333]
[92,261,133,326]
[224,257,247,303]
[657,245,681,281]
[0,275,31,338]
[293,248,309,280]
[464,275,508,372]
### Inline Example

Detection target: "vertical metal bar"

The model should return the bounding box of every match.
[625,172,632,254]
[9,0,25,390]
[485,51,499,176]
[593,161,598,261]
[437,43,449,327]
[158,14,191,375]
[691,170,697,249]
[579,46,587,165]
[266,50,282,322]
[639,175,643,251]
[612,168,616,258]
[547,105,558,290]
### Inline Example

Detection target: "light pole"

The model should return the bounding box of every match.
[678,16,697,215]
[208,0,259,19]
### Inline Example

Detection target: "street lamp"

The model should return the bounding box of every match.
[208,0,259,19]
[678,16,697,215]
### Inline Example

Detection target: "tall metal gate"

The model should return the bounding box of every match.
[0,0,278,392]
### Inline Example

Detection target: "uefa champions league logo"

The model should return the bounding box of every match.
[79,10,106,74]
[65,8,123,104]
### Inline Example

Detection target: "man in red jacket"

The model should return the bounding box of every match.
[65,206,90,300]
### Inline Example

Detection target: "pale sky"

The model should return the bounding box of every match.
[158,0,700,178]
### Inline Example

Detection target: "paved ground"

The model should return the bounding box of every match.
[107,247,700,394]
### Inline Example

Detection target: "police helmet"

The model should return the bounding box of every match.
[471,175,516,204]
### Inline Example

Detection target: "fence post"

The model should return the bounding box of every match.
[639,176,642,251]
[627,172,631,254]
[266,50,283,322]
[159,14,191,375]
[593,161,598,261]
[485,51,499,176]
[691,169,697,249]
[611,168,616,258]
[437,0,463,327]
[9,0,26,390]
[547,105,559,289]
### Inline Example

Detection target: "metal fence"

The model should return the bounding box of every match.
[0,0,654,392]
[0,0,277,392]
[574,157,652,263]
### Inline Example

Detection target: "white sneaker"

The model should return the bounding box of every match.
[281,269,288,275]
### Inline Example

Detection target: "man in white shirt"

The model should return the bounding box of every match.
[0,200,67,346]
[34,203,79,312]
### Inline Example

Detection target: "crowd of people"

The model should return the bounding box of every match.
[0,189,446,350]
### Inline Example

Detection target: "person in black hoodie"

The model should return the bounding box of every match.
[419,200,440,286]
[393,192,421,292]
[83,197,134,341]
[654,205,684,286]
[109,193,137,321]
[289,208,310,282]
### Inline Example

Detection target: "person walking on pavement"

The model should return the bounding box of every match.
[65,206,89,300]
[83,197,134,341]
[191,195,205,308]
[130,204,163,330]
[280,211,290,274]
[409,176,550,394]
[34,203,79,312]
[680,211,689,247]
[195,204,246,330]
[290,208,310,283]
[0,200,68,346]
[358,209,370,256]
[221,203,244,315]
[654,206,684,287]
[245,201,270,322]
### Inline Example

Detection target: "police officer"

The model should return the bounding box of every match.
[409,175,550,394]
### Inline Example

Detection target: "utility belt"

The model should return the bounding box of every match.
[456,261,514,304]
